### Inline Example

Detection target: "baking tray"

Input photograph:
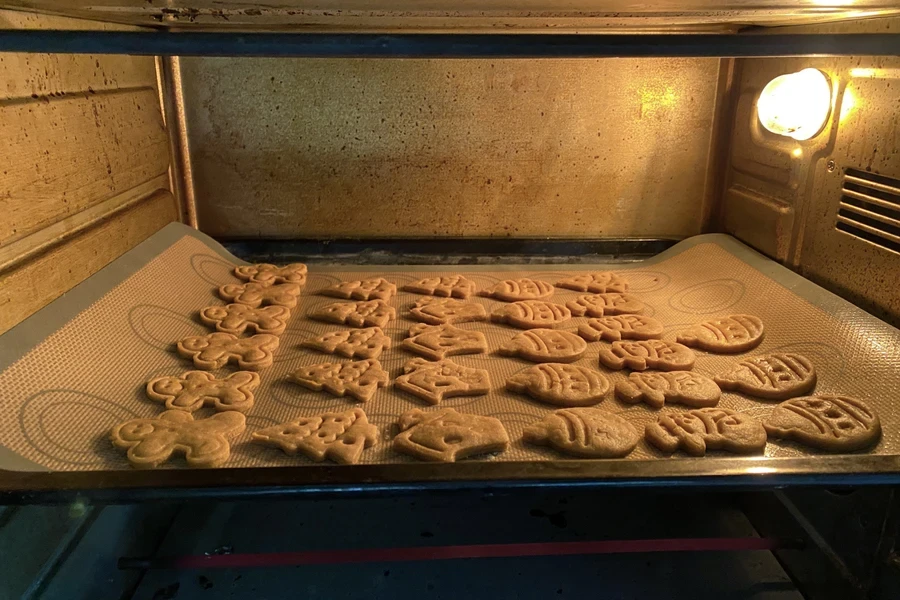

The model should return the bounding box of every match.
[2,222,899,501]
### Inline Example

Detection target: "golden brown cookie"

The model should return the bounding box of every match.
[764,395,881,452]
[506,363,610,407]
[480,279,554,302]
[111,410,246,469]
[394,358,491,405]
[319,277,396,301]
[176,332,279,371]
[309,299,396,328]
[289,358,389,402]
[146,371,259,413]
[219,282,301,309]
[491,300,571,329]
[302,327,392,360]
[615,371,720,409]
[498,329,587,363]
[401,323,487,361]
[523,408,639,458]
[251,408,379,464]
[199,304,291,336]
[408,297,487,325]
[555,272,629,294]
[598,340,695,371]
[645,408,767,456]
[676,314,764,354]
[577,315,664,342]
[404,275,476,299]
[393,408,510,462]
[714,353,816,400]
[234,262,307,286]
[565,293,644,318]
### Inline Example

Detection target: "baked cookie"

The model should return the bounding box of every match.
[764,395,881,452]
[251,408,379,464]
[480,279,554,302]
[219,282,301,309]
[309,299,396,328]
[302,327,392,360]
[598,340,695,371]
[555,272,629,294]
[111,410,245,469]
[578,315,664,342]
[715,353,816,400]
[394,358,491,405]
[566,293,644,318]
[404,275,476,299]
[234,262,307,286]
[289,359,389,402]
[199,303,291,336]
[645,408,767,456]
[146,370,259,413]
[491,300,571,329]
[393,408,510,462]
[676,314,764,354]
[401,323,487,361]
[176,332,279,371]
[498,329,587,363]
[506,363,609,407]
[615,371,720,409]
[408,297,487,325]
[319,277,396,301]
[523,408,639,458]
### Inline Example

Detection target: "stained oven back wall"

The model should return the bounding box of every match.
[177,57,724,239]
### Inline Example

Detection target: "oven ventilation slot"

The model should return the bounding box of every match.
[836,168,900,254]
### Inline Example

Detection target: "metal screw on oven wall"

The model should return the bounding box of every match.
[826,160,837,172]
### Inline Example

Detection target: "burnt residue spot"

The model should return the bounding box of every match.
[529,508,568,528]
[420,530,434,538]
[198,575,213,590]
[151,582,180,600]
[383,570,391,577]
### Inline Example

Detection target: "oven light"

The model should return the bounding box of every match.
[757,68,832,141]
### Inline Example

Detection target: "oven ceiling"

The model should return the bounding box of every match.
[2,1,900,32]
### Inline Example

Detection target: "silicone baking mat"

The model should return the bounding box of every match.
[1,222,898,473]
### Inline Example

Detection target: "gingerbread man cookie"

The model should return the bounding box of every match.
[320,277,396,301]
[409,297,487,325]
[146,370,259,413]
[177,332,279,371]
[289,359,389,402]
[404,275,476,299]
[234,262,307,286]
[393,408,510,462]
[219,282,301,309]
[555,272,629,294]
[199,303,291,336]
[252,408,379,464]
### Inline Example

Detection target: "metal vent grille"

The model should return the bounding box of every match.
[836,168,900,254]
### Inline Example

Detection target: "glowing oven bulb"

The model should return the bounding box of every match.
[757,68,832,141]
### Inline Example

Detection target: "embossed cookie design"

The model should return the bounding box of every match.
[523,408,639,458]
[506,363,610,407]
[578,315,664,342]
[480,279,554,302]
[199,304,291,336]
[491,300,571,329]
[404,275,476,299]
[234,262,307,286]
[252,408,379,464]
[409,297,487,325]
[289,359,389,402]
[764,395,881,452]
[645,408,767,456]
[555,272,629,294]
[598,340,695,371]
[320,277,396,301]
[566,293,644,318]
[302,327,392,360]
[309,299,396,328]
[177,332,279,371]
[401,323,487,361]
[393,408,510,462]
[714,353,816,400]
[219,282,301,308]
[498,329,587,363]
[111,410,246,469]
[676,314,764,353]
[395,358,491,405]
[616,371,720,409]
[146,370,260,413]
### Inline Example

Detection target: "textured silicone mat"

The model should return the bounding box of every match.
[1,223,898,473]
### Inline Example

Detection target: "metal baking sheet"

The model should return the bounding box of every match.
[1,222,899,497]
